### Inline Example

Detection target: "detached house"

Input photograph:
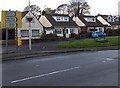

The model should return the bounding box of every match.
[17,11,44,40]
[39,14,79,38]
[98,15,120,29]
[73,15,109,33]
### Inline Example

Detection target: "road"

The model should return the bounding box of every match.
[2,50,118,86]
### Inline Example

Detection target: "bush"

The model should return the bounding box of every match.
[105,29,120,36]
[41,34,57,39]
[70,33,77,38]
[79,32,91,38]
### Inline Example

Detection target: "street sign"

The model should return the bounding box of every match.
[1,10,22,29]
[5,11,16,16]
[6,23,17,28]
[26,17,33,22]
[1,10,22,53]
[6,17,17,22]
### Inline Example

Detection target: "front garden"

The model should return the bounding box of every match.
[57,36,120,48]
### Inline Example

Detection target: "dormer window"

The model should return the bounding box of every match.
[84,18,96,22]
[107,16,118,22]
[53,16,69,22]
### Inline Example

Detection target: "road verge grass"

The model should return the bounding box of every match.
[57,36,120,48]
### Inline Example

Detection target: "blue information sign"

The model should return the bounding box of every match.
[6,23,17,28]
[5,11,16,16]
[6,17,17,22]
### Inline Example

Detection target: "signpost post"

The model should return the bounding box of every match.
[26,17,33,51]
[1,10,22,53]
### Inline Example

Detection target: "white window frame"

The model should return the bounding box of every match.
[84,18,96,22]
[70,29,75,33]
[55,29,63,34]
[21,30,29,37]
[53,16,69,22]
[32,30,39,37]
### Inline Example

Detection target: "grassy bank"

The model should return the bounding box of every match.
[57,36,120,48]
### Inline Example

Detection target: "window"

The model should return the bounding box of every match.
[55,29,63,34]
[32,30,39,37]
[70,29,75,33]
[64,17,69,21]
[56,17,61,21]
[53,16,69,22]
[84,18,96,22]
[21,30,29,37]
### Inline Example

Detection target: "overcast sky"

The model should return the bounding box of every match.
[0,0,119,21]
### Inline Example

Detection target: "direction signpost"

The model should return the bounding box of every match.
[1,10,22,53]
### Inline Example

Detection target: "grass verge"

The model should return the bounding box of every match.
[56,36,120,48]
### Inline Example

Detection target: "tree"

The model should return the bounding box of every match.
[44,7,55,14]
[55,4,70,14]
[23,5,41,18]
[55,0,90,16]
[69,0,90,15]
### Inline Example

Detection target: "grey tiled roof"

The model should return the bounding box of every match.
[99,15,120,25]
[44,14,78,28]
[78,15,105,27]
[22,11,29,18]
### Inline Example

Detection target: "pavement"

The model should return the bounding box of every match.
[1,40,120,61]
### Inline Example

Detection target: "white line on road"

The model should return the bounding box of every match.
[11,66,80,84]
[106,58,114,61]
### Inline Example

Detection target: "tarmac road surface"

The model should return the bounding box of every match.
[2,50,118,86]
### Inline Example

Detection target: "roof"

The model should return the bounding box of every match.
[99,15,120,25]
[44,14,78,28]
[22,11,29,18]
[22,11,41,20]
[77,15,105,27]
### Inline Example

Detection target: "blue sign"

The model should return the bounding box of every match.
[6,17,17,22]
[5,11,16,16]
[6,23,17,28]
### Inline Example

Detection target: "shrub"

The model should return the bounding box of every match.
[79,32,91,38]
[70,33,77,38]
[41,34,57,39]
[105,29,120,36]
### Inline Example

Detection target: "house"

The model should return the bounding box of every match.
[98,15,120,29]
[17,11,44,40]
[39,14,79,38]
[73,15,110,33]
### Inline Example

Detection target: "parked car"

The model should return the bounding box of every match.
[91,31,106,38]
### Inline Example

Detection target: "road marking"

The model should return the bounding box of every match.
[106,58,114,61]
[11,66,80,84]
[103,58,115,63]
[103,61,107,63]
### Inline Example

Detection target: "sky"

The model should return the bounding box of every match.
[0,0,120,21]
